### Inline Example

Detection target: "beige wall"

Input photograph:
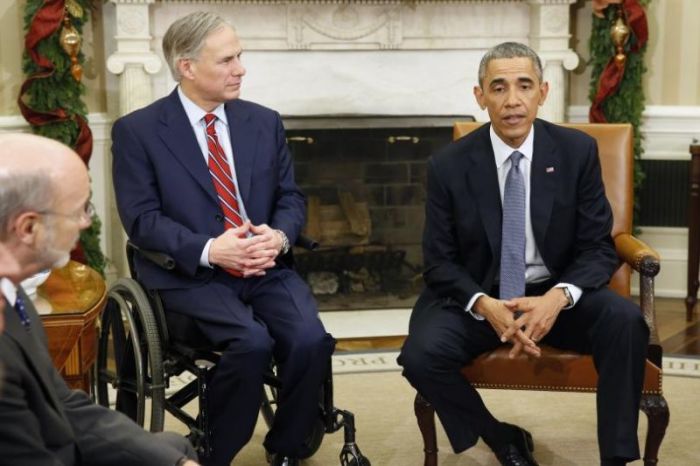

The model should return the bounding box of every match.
[0,1,698,117]
[0,0,106,116]
[570,0,700,107]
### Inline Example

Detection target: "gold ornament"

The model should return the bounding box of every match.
[65,0,83,19]
[59,12,83,81]
[610,6,630,69]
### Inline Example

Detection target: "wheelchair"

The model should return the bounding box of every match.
[95,239,370,465]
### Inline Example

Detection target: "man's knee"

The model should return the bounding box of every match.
[154,431,198,461]
[288,324,335,359]
[399,334,459,383]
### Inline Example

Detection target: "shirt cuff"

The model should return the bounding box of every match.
[199,239,214,268]
[465,292,486,320]
[554,283,582,309]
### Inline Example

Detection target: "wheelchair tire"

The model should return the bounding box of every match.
[95,278,166,432]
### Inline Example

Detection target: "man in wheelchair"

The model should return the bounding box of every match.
[111,11,337,466]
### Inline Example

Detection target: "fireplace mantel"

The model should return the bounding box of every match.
[105,0,579,121]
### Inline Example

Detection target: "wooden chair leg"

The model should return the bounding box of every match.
[414,392,438,466]
[640,394,670,466]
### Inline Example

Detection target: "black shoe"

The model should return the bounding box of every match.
[493,424,538,466]
[266,452,299,466]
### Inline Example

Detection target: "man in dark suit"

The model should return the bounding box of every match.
[111,11,335,466]
[0,133,199,466]
[398,42,649,466]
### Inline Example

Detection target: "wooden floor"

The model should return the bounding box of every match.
[657,297,700,356]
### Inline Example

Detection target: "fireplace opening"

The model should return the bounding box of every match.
[285,115,474,311]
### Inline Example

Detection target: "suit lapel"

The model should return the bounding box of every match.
[530,119,557,248]
[465,124,502,260]
[225,100,258,205]
[3,289,66,418]
[157,90,218,204]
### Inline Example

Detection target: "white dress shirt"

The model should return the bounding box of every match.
[1,277,17,307]
[465,125,582,319]
[177,87,250,267]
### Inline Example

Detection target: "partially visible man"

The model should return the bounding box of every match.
[112,11,335,466]
[0,133,199,466]
[0,243,19,328]
[398,42,648,466]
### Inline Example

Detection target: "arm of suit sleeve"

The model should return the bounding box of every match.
[422,157,484,307]
[56,370,184,466]
[558,139,619,289]
[0,354,68,465]
[112,118,211,277]
[268,112,306,246]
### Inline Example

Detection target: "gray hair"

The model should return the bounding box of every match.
[162,11,234,82]
[0,170,54,240]
[478,42,543,87]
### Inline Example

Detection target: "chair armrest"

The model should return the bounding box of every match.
[126,241,176,270]
[613,233,660,277]
[614,233,662,348]
[127,235,319,273]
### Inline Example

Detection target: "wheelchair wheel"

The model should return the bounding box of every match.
[261,374,326,459]
[95,278,165,432]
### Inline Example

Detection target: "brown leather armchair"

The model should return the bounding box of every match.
[414,122,669,466]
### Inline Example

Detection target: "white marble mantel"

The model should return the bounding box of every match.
[102,0,579,274]
[104,0,579,122]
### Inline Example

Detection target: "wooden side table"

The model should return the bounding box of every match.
[687,144,700,321]
[34,261,107,392]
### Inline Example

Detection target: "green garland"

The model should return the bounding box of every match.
[21,0,106,276]
[588,1,650,223]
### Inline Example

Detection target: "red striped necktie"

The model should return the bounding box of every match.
[204,113,244,277]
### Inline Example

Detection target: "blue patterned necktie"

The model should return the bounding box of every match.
[499,151,526,300]
[15,295,31,329]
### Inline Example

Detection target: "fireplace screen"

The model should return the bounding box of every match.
[285,115,474,310]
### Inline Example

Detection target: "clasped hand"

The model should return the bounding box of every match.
[208,221,284,277]
[476,288,568,359]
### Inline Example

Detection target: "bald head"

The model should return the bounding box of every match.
[0,133,85,179]
[0,133,90,280]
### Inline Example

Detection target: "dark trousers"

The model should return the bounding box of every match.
[160,268,336,465]
[398,286,649,461]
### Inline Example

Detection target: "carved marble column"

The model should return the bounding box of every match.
[106,0,162,116]
[105,0,162,277]
[528,0,579,122]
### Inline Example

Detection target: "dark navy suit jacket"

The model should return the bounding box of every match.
[0,289,185,465]
[419,118,619,309]
[112,89,306,299]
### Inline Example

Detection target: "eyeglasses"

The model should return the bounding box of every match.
[38,202,95,223]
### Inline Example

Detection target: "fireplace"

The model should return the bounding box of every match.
[283,115,471,309]
[104,0,580,293]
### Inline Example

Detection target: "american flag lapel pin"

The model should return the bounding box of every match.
[546,166,555,173]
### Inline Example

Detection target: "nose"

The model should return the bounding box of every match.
[505,87,520,107]
[79,213,92,230]
[232,57,246,77]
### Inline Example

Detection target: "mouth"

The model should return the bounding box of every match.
[502,114,526,126]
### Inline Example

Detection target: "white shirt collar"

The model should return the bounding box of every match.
[177,86,228,128]
[489,123,535,168]
[1,277,17,307]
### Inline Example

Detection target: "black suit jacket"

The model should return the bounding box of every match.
[0,288,184,465]
[420,119,619,308]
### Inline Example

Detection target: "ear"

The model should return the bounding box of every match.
[538,81,549,106]
[178,57,196,81]
[473,85,486,110]
[13,212,41,246]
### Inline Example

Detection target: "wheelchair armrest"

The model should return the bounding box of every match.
[295,234,319,251]
[127,234,317,272]
[613,233,660,278]
[126,241,176,271]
